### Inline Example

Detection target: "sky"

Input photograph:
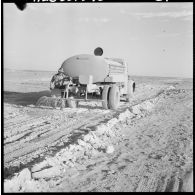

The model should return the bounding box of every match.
[3,2,193,78]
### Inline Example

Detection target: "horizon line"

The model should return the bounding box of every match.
[4,68,193,79]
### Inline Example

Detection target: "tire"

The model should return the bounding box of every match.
[109,85,120,110]
[102,85,110,109]
[126,80,135,103]
[67,98,78,108]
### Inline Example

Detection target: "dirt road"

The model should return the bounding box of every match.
[3,76,193,192]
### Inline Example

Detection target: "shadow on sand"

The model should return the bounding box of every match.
[3,91,104,110]
[3,90,51,106]
[4,91,125,110]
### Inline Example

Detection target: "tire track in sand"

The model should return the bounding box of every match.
[4,109,114,164]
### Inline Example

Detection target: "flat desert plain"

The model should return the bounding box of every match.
[3,69,193,192]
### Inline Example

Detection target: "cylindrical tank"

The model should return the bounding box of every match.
[61,54,125,83]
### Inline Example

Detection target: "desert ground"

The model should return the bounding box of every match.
[3,69,193,192]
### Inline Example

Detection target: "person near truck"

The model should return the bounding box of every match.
[50,67,69,90]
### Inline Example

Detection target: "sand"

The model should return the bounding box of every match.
[3,70,193,192]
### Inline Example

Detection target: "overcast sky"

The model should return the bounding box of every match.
[4,3,193,78]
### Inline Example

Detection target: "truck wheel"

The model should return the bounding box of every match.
[109,85,120,110]
[126,80,135,102]
[67,98,78,108]
[102,85,110,109]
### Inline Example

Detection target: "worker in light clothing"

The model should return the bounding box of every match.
[50,67,68,90]
[50,67,70,98]
[50,67,70,109]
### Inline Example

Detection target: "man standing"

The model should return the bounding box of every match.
[50,67,70,109]
[50,67,68,90]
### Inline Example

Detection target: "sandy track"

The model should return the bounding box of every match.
[3,77,193,192]
[4,83,166,168]
[4,107,113,165]
[52,86,192,192]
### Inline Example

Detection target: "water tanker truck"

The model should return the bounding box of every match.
[36,48,135,110]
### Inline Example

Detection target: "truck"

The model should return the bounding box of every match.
[36,47,135,110]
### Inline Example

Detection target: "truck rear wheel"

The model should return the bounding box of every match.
[102,85,110,109]
[126,80,135,102]
[109,85,120,110]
